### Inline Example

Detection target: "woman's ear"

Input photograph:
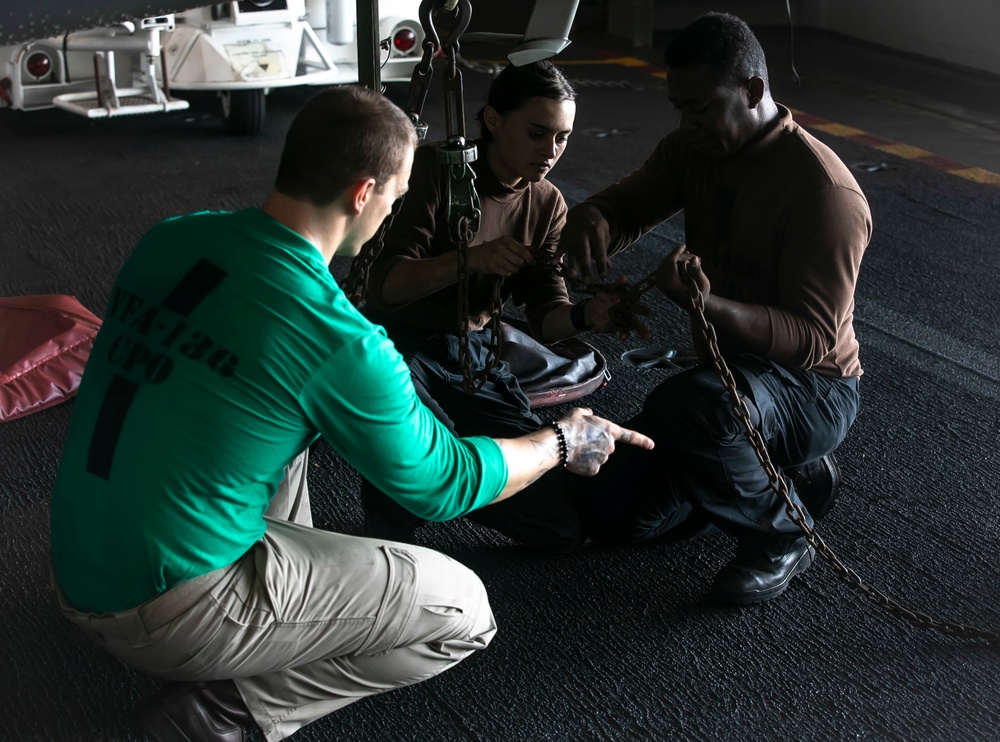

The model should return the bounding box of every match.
[483,105,501,136]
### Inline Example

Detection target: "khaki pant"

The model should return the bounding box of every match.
[55,451,497,741]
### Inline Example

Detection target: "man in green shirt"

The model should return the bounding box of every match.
[50,85,652,742]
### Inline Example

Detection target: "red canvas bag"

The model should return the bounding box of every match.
[0,295,102,422]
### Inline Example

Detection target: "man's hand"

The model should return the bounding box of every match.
[555,203,612,280]
[495,407,653,499]
[654,244,710,308]
[556,407,654,476]
[467,237,536,277]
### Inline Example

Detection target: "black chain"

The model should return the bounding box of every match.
[343,0,464,308]
[677,265,1000,642]
[455,216,503,394]
[426,0,503,395]
[346,0,504,393]
[571,264,1000,641]
[340,198,404,307]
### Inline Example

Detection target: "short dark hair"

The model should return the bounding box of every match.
[665,12,768,87]
[476,60,576,142]
[274,85,416,205]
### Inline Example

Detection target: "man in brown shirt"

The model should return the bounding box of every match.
[563,13,871,604]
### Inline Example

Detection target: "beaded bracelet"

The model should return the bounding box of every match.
[551,422,569,469]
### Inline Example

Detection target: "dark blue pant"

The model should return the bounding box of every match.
[579,355,860,546]
[359,321,589,553]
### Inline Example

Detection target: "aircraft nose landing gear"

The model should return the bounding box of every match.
[219,88,266,136]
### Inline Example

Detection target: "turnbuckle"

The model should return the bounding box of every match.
[439,136,481,244]
[408,0,473,142]
[408,0,473,144]
[425,0,478,243]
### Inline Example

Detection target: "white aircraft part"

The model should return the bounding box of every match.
[0,2,204,45]
[326,0,356,46]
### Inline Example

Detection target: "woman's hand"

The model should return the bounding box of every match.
[586,276,653,340]
[467,237,536,277]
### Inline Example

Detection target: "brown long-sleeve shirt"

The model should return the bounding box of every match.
[589,105,871,378]
[365,142,570,339]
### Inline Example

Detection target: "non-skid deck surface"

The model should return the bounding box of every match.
[2,29,999,742]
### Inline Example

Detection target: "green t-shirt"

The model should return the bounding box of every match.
[51,209,508,614]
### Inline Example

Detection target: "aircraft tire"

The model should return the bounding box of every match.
[222,89,266,136]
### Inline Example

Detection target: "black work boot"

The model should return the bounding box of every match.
[139,679,255,742]
[710,536,814,606]
[787,453,842,520]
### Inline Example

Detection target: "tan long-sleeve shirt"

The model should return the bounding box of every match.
[366,142,569,339]
[589,105,871,378]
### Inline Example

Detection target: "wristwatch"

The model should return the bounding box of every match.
[570,298,592,330]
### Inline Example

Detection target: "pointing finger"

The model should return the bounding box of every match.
[613,425,654,450]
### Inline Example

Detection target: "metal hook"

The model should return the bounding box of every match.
[418,0,441,52]
[418,0,472,53]
[439,0,473,50]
